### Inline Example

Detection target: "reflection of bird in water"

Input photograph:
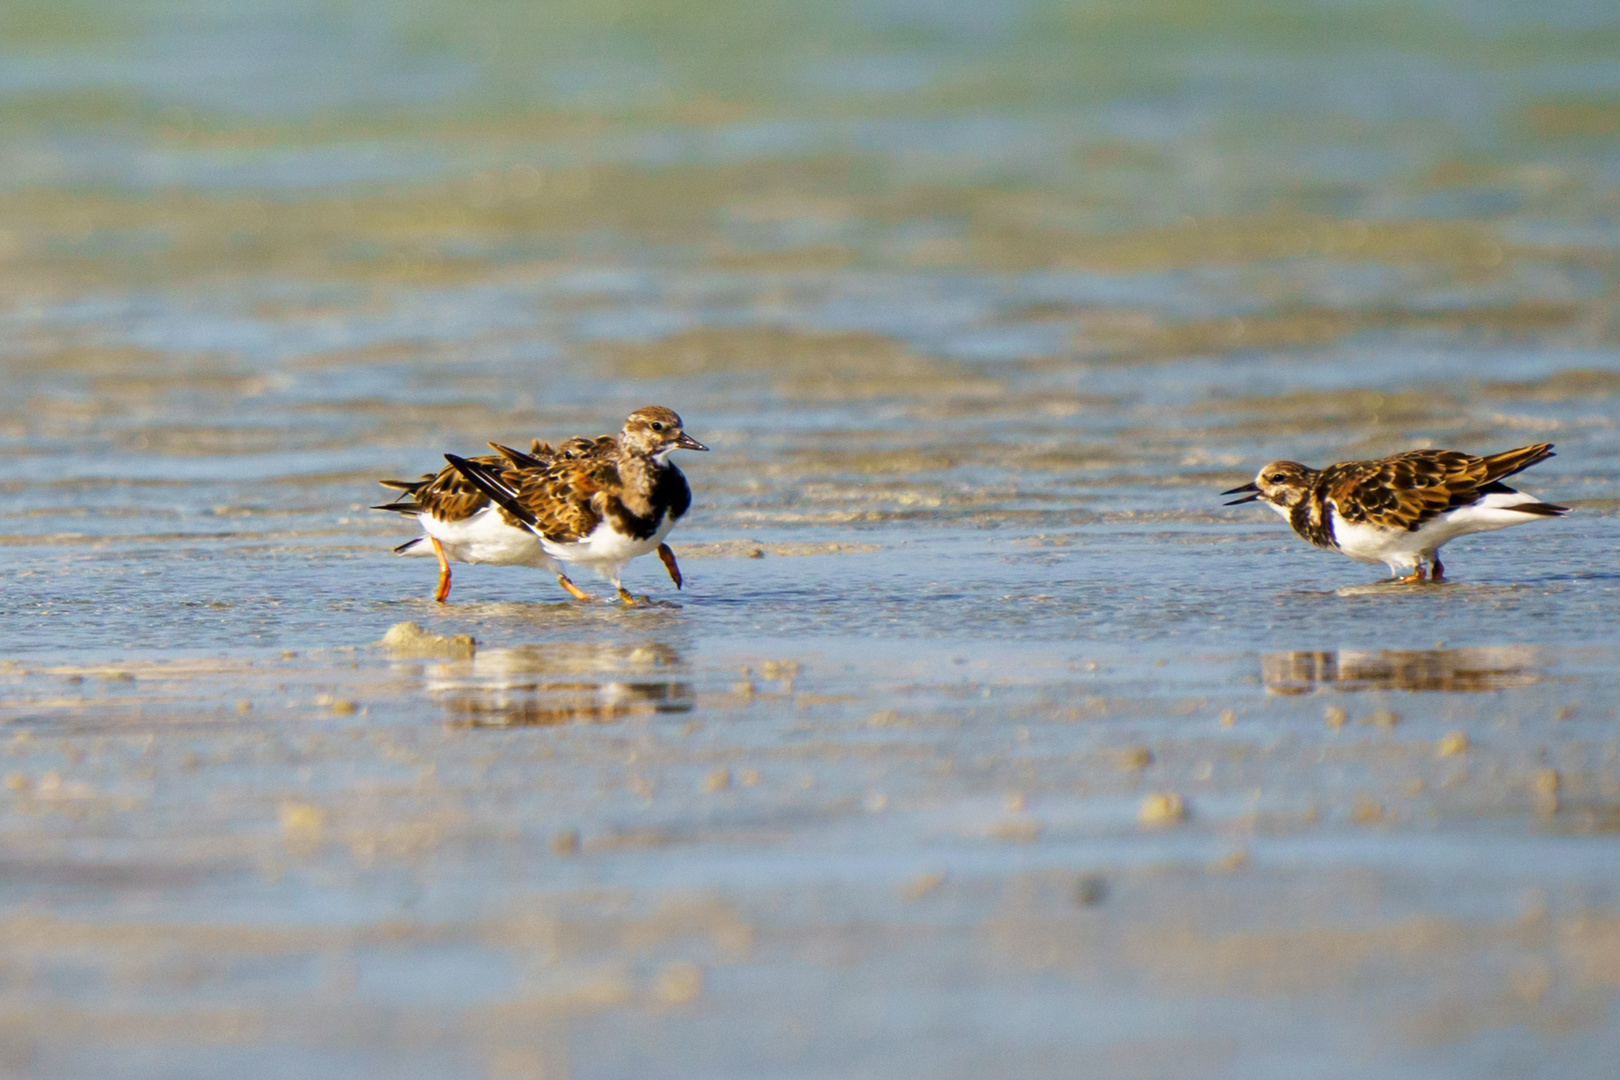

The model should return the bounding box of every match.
[1223,444,1567,583]
[425,641,693,727]
[1262,647,1542,694]
[375,419,690,601]
[447,406,707,604]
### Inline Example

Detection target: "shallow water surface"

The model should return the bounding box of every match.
[3,1,1620,1077]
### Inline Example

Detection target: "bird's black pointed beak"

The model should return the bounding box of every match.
[1221,481,1260,505]
[675,432,709,451]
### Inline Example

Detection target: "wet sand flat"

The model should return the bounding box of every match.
[3,1,1620,1076]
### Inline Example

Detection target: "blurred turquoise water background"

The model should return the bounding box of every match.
[2,2,1620,1077]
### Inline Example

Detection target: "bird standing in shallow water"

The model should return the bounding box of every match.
[447,405,707,604]
[1222,443,1567,583]
[375,434,685,602]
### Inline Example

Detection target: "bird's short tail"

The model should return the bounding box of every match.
[374,475,432,515]
[1506,501,1568,517]
[1480,443,1555,483]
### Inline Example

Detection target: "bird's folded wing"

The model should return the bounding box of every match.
[511,459,618,543]
[448,454,618,543]
[1326,451,1481,531]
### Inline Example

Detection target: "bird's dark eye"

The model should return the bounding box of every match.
[1269,473,1287,483]
[651,421,664,432]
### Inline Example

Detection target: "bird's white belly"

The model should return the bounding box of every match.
[542,515,674,573]
[1329,513,1413,565]
[420,508,551,567]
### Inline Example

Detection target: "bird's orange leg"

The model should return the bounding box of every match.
[430,537,452,603]
[1391,570,1424,585]
[556,574,593,601]
[656,543,683,589]
[1429,556,1445,581]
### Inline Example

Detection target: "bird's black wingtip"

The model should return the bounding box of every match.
[444,452,537,527]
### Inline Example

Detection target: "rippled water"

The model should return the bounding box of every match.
[3,2,1620,1077]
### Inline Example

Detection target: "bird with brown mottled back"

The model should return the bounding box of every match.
[446,406,708,603]
[375,424,688,603]
[1223,444,1567,582]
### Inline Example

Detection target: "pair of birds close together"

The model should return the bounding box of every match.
[377,404,1569,602]
[375,406,706,604]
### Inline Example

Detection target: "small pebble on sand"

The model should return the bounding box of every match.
[1138,792,1186,827]
[1352,798,1384,824]
[1437,731,1469,757]
[1116,746,1153,770]
[279,803,324,833]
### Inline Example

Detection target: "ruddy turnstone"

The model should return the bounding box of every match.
[446,405,707,604]
[374,440,560,602]
[375,435,684,601]
[1222,443,1567,583]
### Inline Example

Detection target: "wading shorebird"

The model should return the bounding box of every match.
[1222,443,1567,583]
[376,432,686,602]
[446,405,707,604]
